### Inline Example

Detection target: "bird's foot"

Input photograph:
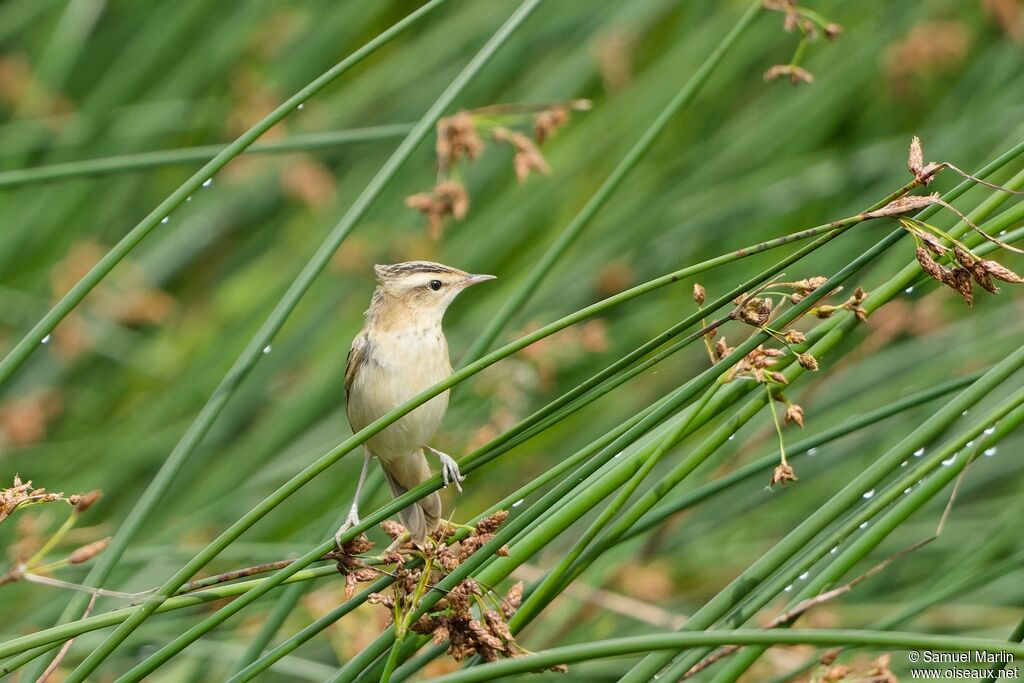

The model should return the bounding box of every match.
[334,504,361,550]
[427,447,465,493]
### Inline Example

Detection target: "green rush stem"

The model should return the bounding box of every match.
[509,387,721,630]
[0,0,450,387]
[705,392,1024,683]
[25,509,77,568]
[0,643,60,678]
[459,0,764,365]
[765,384,788,465]
[63,0,536,680]
[790,36,809,68]
[984,616,1024,683]
[421,631,1024,683]
[0,125,414,189]
[653,224,1024,683]
[226,578,393,683]
[631,325,1024,682]
[0,197,881,671]
[624,370,983,541]
[0,565,339,660]
[762,551,1024,683]
[226,581,306,675]
[622,134,1024,682]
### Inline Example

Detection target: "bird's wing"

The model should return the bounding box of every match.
[344,332,371,401]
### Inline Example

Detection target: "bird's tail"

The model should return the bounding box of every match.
[379,449,441,545]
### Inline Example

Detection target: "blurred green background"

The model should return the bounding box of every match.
[1,0,1023,680]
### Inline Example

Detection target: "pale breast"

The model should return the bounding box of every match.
[347,326,451,462]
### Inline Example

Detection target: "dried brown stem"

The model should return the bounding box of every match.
[932,196,1024,255]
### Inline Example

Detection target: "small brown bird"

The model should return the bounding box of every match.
[338,261,495,547]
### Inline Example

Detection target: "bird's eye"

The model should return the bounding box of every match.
[429,279,443,291]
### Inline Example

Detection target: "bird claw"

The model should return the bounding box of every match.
[334,505,361,550]
[437,453,465,493]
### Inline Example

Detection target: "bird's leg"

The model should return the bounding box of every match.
[424,446,465,493]
[335,451,371,550]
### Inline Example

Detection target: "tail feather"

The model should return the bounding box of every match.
[379,450,441,545]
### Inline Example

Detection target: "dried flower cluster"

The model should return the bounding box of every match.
[330,511,566,671]
[912,244,1023,306]
[697,274,876,488]
[762,1,842,85]
[1,475,80,524]
[1,478,106,586]
[406,100,590,237]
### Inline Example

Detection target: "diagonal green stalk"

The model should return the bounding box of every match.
[0,565,340,660]
[984,616,1024,683]
[394,366,996,680]
[460,0,764,364]
[511,387,722,626]
[625,370,983,540]
[622,136,1024,681]
[644,221,1024,682]
[0,124,414,189]
[625,338,1024,681]
[706,392,1024,682]
[0,0,450,386]
[762,549,1024,683]
[423,631,1024,683]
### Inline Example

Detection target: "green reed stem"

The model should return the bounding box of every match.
[0,125,414,189]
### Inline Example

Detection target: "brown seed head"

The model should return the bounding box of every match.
[436,111,484,167]
[907,136,942,185]
[493,127,550,183]
[797,353,819,371]
[714,337,733,362]
[692,283,706,306]
[981,259,1024,284]
[769,463,799,487]
[915,247,950,283]
[785,404,805,428]
[534,106,570,145]
[784,329,806,344]
[69,537,111,564]
[950,267,975,305]
[476,510,509,535]
[764,64,814,85]
[380,520,406,540]
[69,489,102,513]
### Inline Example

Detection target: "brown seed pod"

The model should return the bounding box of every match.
[915,247,949,283]
[797,353,819,371]
[692,283,706,306]
[769,463,799,487]
[785,404,805,428]
[981,259,1024,284]
[951,268,975,306]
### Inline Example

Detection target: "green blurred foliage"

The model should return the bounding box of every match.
[1,0,1022,679]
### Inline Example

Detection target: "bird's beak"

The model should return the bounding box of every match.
[461,273,497,288]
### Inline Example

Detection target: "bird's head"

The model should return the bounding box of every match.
[370,261,495,325]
